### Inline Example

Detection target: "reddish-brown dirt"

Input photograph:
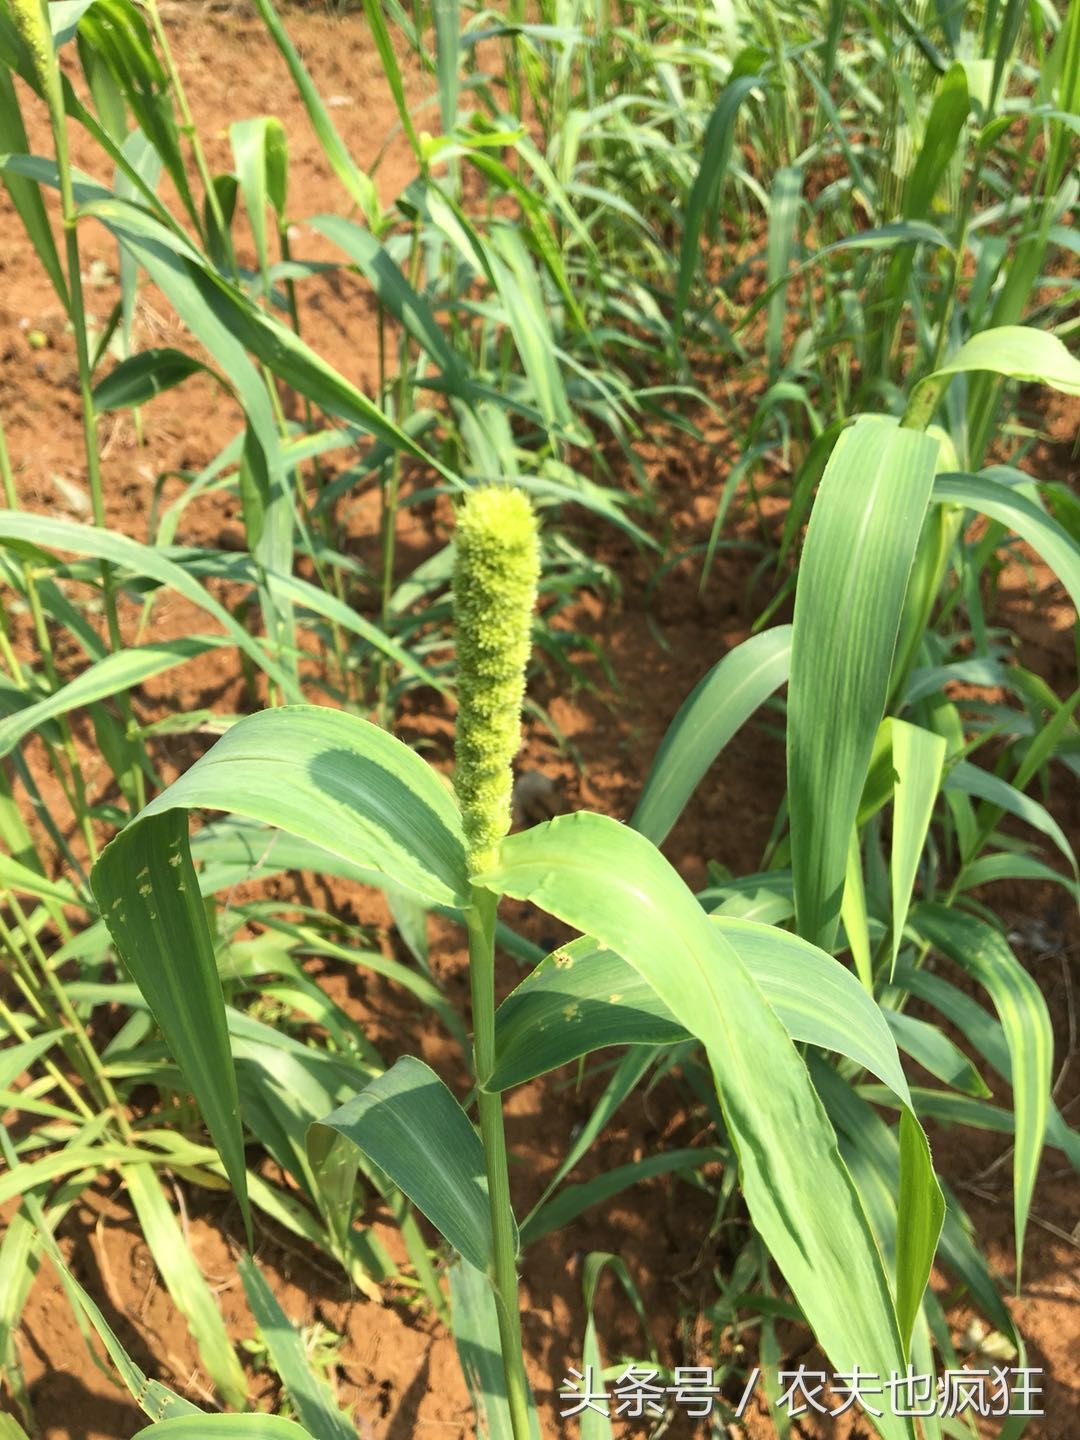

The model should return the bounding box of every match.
[1,7,1077,1440]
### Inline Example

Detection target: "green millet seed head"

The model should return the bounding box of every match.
[9,0,62,115]
[452,486,540,874]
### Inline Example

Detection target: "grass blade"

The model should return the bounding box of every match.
[125,1164,248,1409]
[631,627,792,847]
[889,719,946,976]
[911,904,1052,1284]
[787,417,939,950]
[237,1256,356,1440]
[449,1259,539,1440]
[932,471,1080,610]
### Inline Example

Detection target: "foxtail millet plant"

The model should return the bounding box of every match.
[453,485,540,1440]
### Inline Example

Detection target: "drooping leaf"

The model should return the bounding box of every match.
[933,471,1080,612]
[0,638,229,759]
[92,348,219,411]
[91,810,251,1234]
[490,921,911,1100]
[312,1056,497,1273]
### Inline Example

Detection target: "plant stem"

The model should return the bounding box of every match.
[466,885,531,1440]
[144,0,232,254]
[43,49,145,815]
[376,221,423,724]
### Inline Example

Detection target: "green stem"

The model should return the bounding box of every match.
[143,0,232,255]
[45,57,145,814]
[376,222,423,724]
[466,886,531,1440]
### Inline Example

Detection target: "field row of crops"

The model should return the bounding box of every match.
[0,0,1078,1436]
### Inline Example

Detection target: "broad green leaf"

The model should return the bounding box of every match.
[237,1256,355,1440]
[478,812,924,1432]
[490,922,912,1101]
[125,1165,248,1409]
[492,911,942,1345]
[116,706,470,908]
[924,326,1080,396]
[91,810,251,1234]
[889,720,946,976]
[788,417,939,950]
[932,471,1080,612]
[631,627,792,846]
[911,904,1052,1284]
[90,709,466,1234]
[312,1056,497,1272]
